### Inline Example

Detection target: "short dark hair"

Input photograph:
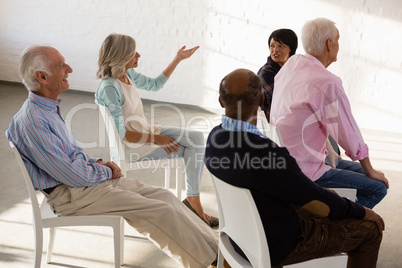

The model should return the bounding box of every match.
[268,29,298,56]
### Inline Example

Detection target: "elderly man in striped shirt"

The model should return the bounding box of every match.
[6,45,218,268]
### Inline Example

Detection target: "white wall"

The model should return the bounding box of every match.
[1,0,401,133]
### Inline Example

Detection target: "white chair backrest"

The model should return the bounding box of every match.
[212,175,352,268]
[9,142,56,226]
[212,175,271,267]
[96,101,129,174]
[257,110,284,146]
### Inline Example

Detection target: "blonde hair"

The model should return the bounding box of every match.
[96,34,136,79]
[301,18,338,57]
[19,45,53,91]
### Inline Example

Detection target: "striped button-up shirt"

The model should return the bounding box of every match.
[221,115,264,137]
[6,92,111,190]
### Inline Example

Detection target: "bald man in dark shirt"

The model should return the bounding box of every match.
[204,68,384,268]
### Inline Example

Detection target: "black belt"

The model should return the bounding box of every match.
[43,185,59,195]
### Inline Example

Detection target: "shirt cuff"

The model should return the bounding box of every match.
[345,144,369,161]
[88,157,102,163]
[103,165,112,179]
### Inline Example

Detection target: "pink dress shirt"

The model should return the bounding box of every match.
[270,54,369,181]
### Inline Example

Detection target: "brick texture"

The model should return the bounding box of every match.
[0,0,401,133]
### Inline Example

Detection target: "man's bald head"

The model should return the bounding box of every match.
[219,69,262,122]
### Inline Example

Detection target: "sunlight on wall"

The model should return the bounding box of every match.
[0,0,401,133]
[199,0,342,110]
[201,0,402,133]
[333,10,402,132]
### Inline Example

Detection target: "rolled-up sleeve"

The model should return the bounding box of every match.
[329,92,369,161]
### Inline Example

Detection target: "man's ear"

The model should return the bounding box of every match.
[35,71,47,84]
[218,96,224,108]
[326,38,332,53]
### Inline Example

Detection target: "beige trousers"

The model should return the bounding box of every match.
[45,177,218,268]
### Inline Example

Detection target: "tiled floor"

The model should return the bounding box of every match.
[1,82,401,267]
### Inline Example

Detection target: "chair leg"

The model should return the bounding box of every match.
[113,219,124,267]
[33,226,43,268]
[217,249,224,268]
[164,167,171,190]
[175,167,183,200]
[46,227,56,263]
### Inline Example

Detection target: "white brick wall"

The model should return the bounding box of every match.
[1,0,401,133]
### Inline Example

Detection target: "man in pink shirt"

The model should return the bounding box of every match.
[270,18,389,209]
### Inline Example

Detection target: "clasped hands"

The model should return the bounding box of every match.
[97,160,123,179]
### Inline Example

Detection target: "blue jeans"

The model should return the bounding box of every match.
[315,159,387,209]
[137,127,205,197]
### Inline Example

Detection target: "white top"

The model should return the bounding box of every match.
[118,76,162,161]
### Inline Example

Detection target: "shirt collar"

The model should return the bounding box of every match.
[304,53,326,68]
[221,115,264,136]
[29,91,61,113]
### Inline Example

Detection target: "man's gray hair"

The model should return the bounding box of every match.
[301,18,338,57]
[19,45,52,91]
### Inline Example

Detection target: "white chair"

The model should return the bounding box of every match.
[212,175,349,268]
[328,188,356,201]
[96,102,184,200]
[257,109,284,146]
[9,141,125,268]
[212,175,271,268]
[257,111,357,202]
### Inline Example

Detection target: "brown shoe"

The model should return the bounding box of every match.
[207,215,219,228]
[182,198,219,228]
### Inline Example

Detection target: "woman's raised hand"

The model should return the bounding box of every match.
[163,45,200,78]
[176,45,200,61]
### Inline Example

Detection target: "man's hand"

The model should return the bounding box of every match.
[360,157,389,189]
[154,134,180,154]
[363,207,385,233]
[366,169,390,189]
[98,160,122,179]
